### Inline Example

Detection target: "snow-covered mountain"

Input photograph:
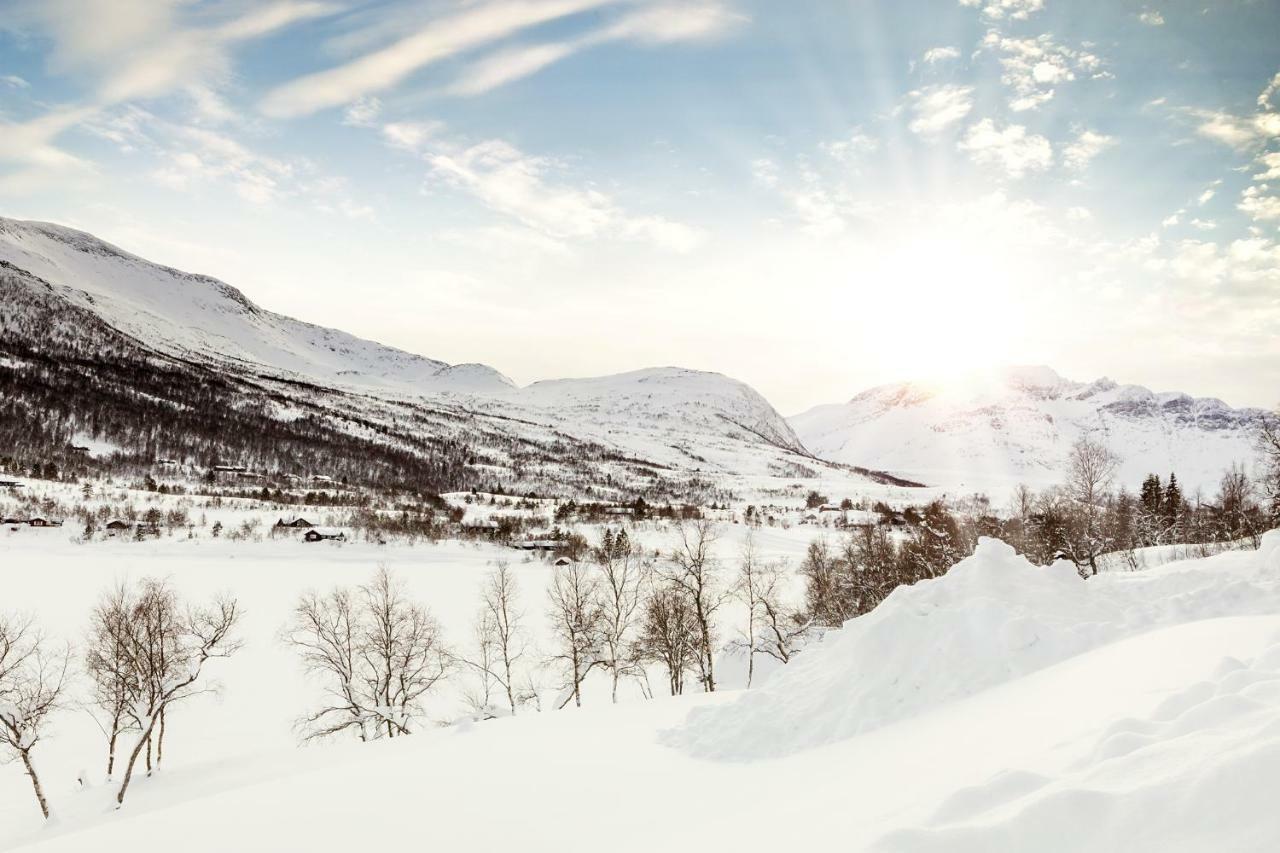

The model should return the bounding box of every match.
[0,215,826,496]
[790,366,1267,495]
[0,217,516,395]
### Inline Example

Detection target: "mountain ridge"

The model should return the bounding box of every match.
[791,365,1267,494]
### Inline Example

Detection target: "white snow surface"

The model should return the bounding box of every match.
[673,534,1280,761]
[3,530,1280,851]
[790,365,1266,493]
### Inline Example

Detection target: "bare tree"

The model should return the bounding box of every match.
[1259,412,1280,523]
[359,567,452,739]
[738,545,804,677]
[112,584,241,806]
[0,614,70,820]
[1067,436,1119,508]
[1217,462,1257,544]
[285,567,451,743]
[1064,436,1120,576]
[638,586,699,696]
[475,562,528,716]
[284,588,367,740]
[546,560,602,708]
[84,581,141,778]
[659,519,728,692]
[734,532,763,688]
[593,530,650,702]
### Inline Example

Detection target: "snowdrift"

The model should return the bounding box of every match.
[671,533,1280,761]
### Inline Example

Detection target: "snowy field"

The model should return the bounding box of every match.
[2,527,1280,851]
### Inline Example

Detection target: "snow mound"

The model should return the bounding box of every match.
[872,629,1280,853]
[671,533,1280,761]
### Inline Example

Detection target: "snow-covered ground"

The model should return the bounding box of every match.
[3,526,1279,851]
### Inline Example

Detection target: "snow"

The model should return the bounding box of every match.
[3,526,1280,851]
[790,365,1266,494]
[673,535,1280,760]
[1,216,887,498]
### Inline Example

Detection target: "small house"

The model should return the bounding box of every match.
[0,480,23,489]
[276,516,314,529]
[2,516,27,526]
[304,528,346,543]
[105,519,132,535]
[513,539,565,553]
[553,556,573,567]
[27,517,62,528]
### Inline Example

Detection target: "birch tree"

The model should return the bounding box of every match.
[112,584,241,806]
[0,614,70,821]
[593,530,650,702]
[660,519,728,692]
[547,561,601,708]
[285,567,451,742]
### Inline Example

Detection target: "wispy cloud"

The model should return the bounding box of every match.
[259,0,623,117]
[1062,129,1115,171]
[959,0,1045,22]
[905,84,974,136]
[387,128,704,252]
[922,46,961,64]
[980,30,1107,112]
[958,119,1053,178]
[442,2,745,97]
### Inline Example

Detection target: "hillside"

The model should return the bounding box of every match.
[0,216,857,501]
[790,366,1267,494]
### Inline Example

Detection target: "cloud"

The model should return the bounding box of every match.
[1066,206,1092,221]
[442,2,745,97]
[0,1,337,190]
[820,130,879,164]
[1192,109,1279,149]
[1259,72,1280,110]
[391,133,704,251]
[342,96,383,128]
[1062,129,1115,171]
[1197,184,1219,205]
[259,0,622,117]
[981,31,1107,112]
[1,74,30,88]
[922,46,961,64]
[958,119,1053,178]
[381,120,443,151]
[905,85,974,136]
[1139,9,1165,26]
[1256,152,1280,181]
[1239,185,1280,222]
[443,42,581,97]
[959,0,1045,21]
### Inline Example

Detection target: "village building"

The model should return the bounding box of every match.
[304,528,346,543]
[26,517,62,528]
[512,539,565,553]
[275,516,314,529]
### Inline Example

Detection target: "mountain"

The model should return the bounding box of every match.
[0,216,833,500]
[790,366,1267,495]
[0,218,515,396]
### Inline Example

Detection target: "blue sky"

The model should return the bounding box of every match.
[1,0,1278,412]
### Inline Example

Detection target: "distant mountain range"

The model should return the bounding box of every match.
[1,215,1264,501]
[789,366,1267,495]
[0,216,835,500]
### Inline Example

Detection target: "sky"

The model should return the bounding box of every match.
[1,0,1278,414]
